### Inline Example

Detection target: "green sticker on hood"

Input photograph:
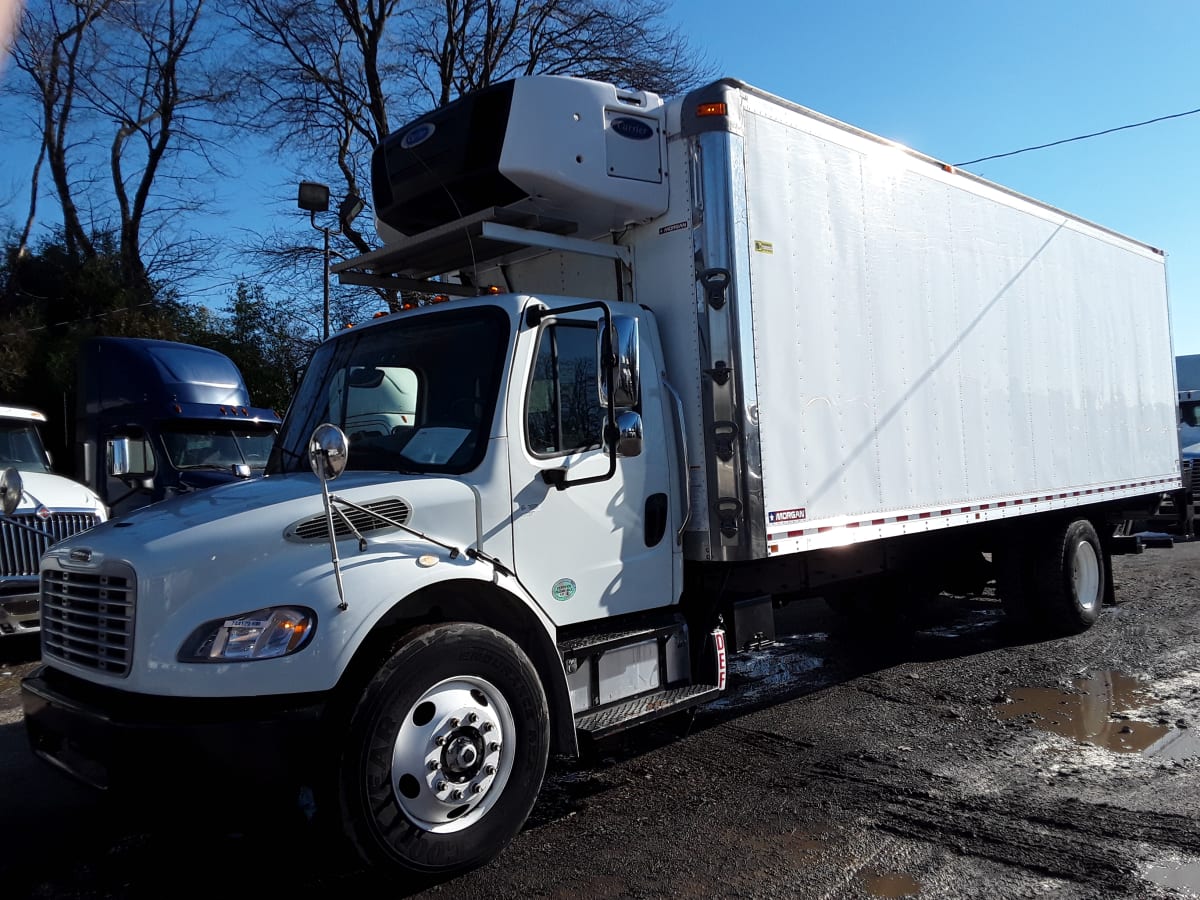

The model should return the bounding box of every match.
[551,578,577,602]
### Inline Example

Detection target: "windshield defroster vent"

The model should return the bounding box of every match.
[286,497,412,542]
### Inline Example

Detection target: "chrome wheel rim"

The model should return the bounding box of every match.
[390,675,516,833]
[1073,540,1101,613]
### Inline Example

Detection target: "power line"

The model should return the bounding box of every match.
[954,106,1200,167]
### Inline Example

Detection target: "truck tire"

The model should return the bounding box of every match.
[337,622,550,877]
[1034,519,1105,635]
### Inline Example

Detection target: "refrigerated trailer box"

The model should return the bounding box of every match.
[20,76,1180,879]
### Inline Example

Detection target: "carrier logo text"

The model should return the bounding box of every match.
[768,507,807,524]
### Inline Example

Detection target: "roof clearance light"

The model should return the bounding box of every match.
[373,311,388,318]
[401,301,418,311]
[485,285,502,294]
[174,404,182,413]
[431,294,450,304]
[697,102,727,117]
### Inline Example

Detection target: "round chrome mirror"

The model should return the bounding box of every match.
[0,467,24,516]
[614,410,644,458]
[308,424,349,481]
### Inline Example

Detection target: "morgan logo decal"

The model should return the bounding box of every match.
[400,122,436,149]
[551,578,577,602]
[768,507,807,524]
[610,116,655,141]
[658,221,688,235]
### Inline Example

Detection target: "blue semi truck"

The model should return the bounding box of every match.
[75,337,282,517]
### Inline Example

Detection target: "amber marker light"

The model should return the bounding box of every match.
[697,102,727,117]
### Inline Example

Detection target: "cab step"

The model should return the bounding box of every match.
[575,684,722,739]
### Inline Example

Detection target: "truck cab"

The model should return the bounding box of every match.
[75,337,282,517]
[0,406,107,636]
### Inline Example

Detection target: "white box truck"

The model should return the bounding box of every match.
[19,76,1180,877]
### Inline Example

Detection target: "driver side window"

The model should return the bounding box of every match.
[526,324,603,457]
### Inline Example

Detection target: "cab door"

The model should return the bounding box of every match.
[507,306,675,626]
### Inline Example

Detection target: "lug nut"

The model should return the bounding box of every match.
[448,717,460,727]
[428,760,441,771]
[481,722,494,733]
[435,735,446,746]
[450,789,463,800]
[488,741,500,753]
[484,764,497,776]
[436,781,448,792]
[471,783,483,795]
[467,712,478,724]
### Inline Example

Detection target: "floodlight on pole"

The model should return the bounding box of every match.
[299,181,362,341]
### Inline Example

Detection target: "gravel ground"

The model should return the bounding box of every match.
[1,540,1198,899]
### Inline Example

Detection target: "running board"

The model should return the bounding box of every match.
[575,684,722,739]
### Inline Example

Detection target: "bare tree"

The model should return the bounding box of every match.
[8,0,112,260]
[7,0,241,289]
[232,0,711,318]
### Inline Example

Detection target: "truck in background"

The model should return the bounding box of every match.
[1176,353,1199,522]
[20,76,1180,877]
[75,337,282,517]
[0,406,106,637]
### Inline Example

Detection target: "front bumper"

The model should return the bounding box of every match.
[0,582,39,636]
[21,666,331,791]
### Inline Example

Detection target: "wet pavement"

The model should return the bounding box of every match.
[1,542,1199,898]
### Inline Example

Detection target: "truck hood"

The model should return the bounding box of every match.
[68,470,479,556]
[175,468,261,492]
[14,470,106,515]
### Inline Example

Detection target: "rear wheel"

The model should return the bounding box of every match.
[337,623,549,876]
[1036,519,1105,635]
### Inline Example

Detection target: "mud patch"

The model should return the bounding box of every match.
[859,869,921,897]
[709,634,825,709]
[996,671,1200,757]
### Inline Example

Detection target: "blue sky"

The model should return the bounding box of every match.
[661,0,1200,355]
[3,1,1197,356]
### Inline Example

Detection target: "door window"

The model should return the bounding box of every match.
[526,324,603,457]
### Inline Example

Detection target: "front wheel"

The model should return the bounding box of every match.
[337,623,549,876]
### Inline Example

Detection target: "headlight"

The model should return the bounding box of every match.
[179,607,316,662]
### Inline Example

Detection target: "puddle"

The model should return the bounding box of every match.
[1145,858,1200,895]
[860,870,922,898]
[708,634,825,709]
[996,671,1200,757]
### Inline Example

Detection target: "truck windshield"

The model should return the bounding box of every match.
[269,305,510,475]
[0,421,52,473]
[161,426,277,471]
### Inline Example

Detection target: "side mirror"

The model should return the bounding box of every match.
[309,423,349,481]
[599,315,640,409]
[0,467,24,516]
[613,410,643,458]
[109,437,153,478]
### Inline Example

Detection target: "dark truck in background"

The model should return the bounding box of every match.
[75,337,282,517]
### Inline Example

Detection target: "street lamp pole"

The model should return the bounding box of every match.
[321,224,331,341]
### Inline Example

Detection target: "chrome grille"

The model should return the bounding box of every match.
[0,513,100,577]
[288,497,412,541]
[1184,459,1198,494]
[41,563,135,676]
